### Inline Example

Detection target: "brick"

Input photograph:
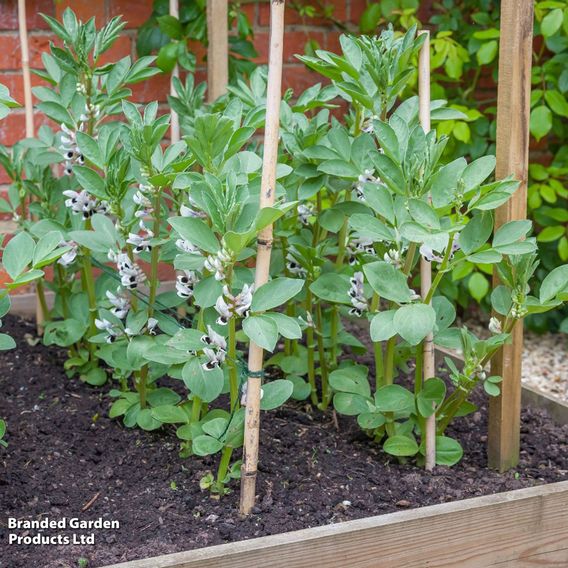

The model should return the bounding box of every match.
[282,64,327,94]
[0,33,56,71]
[0,72,49,105]
[0,111,56,145]
[0,0,55,31]
[349,0,367,24]
[98,35,133,65]
[130,73,170,103]
[254,30,325,64]
[188,40,208,66]
[55,0,106,24]
[109,0,154,29]
[259,3,346,27]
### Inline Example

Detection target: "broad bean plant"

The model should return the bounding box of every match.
[2,11,568,486]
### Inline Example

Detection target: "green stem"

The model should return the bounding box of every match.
[191,394,202,423]
[335,193,352,268]
[329,306,339,370]
[228,316,238,411]
[370,293,384,386]
[384,337,396,385]
[36,279,49,323]
[316,302,330,410]
[215,445,233,494]
[305,287,318,406]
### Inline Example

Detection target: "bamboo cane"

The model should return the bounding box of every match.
[206,0,229,102]
[239,0,286,516]
[169,0,180,143]
[18,0,45,334]
[418,31,436,471]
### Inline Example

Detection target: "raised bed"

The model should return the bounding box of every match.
[105,481,568,568]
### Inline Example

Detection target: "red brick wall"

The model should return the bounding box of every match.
[0,0,375,151]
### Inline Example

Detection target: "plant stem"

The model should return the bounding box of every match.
[228,316,238,411]
[316,302,330,409]
[191,394,202,423]
[305,287,318,406]
[35,279,49,323]
[370,292,384,386]
[216,445,233,494]
[384,337,396,385]
[335,192,351,267]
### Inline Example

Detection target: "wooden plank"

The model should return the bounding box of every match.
[103,481,568,568]
[488,0,534,472]
[206,0,229,102]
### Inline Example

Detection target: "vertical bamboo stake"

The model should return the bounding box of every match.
[18,0,45,334]
[169,0,180,143]
[206,0,229,102]
[488,0,534,472]
[418,30,436,471]
[239,0,286,517]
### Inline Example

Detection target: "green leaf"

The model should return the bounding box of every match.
[166,328,207,352]
[530,105,552,141]
[251,278,304,312]
[370,310,397,342]
[333,392,372,416]
[182,358,224,403]
[317,160,359,179]
[416,378,446,417]
[349,213,394,242]
[328,366,370,397]
[169,216,219,253]
[435,436,463,466]
[375,385,415,413]
[393,304,436,346]
[137,409,162,431]
[544,90,568,118]
[0,333,16,350]
[476,40,498,65]
[192,435,224,456]
[151,405,188,424]
[383,435,419,457]
[157,15,183,39]
[541,8,564,37]
[3,232,34,279]
[264,313,302,340]
[310,273,352,304]
[493,220,532,248]
[147,388,181,407]
[363,261,412,304]
[540,265,568,303]
[461,156,496,192]
[73,166,106,198]
[459,212,493,254]
[242,315,279,352]
[430,158,467,209]
[260,379,294,410]
[468,272,490,302]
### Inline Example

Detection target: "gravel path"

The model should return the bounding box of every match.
[523,332,568,401]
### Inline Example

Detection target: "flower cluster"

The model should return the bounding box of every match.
[353,169,381,200]
[59,123,84,176]
[201,325,227,371]
[176,270,199,299]
[286,250,307,277]
[204,248,233,282]
[108,251,147,290]
[127,222,154,254]
[106,289,130,319]
[383,247,403,268]
[63,189,108,220]
[348,272,368,317]
[347,236,376,265]
[214,284,253,325]
[297,203,314,225]
[58,240,79,266]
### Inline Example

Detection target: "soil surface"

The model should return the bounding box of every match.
[1,315,567,568]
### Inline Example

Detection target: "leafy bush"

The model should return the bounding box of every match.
[1,9,568,485]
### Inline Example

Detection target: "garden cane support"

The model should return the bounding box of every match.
[418,30,436,471]
[488,0,534,472]
[239,0,286,516]
[169,0,180,143]
[206,0,229,102]
[18,0,46,335]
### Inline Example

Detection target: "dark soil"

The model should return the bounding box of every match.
[0,315,567,568]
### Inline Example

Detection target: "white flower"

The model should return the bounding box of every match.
[57,241,79,266]
[297,204,313,225]
[286,253,307,277]
[127,232,152,254]
[201,325,227,351]
[419,244,443,263]
[383,248,402,268]
[147,318,159,335]
[488,317,502,335]
[113,252,146,290]
[176,239,200,254]
[347,237,376,265]
[176,270,199,299]
[214,295,232,325]
[204,248,232,282]
[348,272,368,317]
[106,290,130,319]
[180,203,206,218]
[202,346,226,371]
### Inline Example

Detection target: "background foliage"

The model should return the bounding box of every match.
[138,0,568,333]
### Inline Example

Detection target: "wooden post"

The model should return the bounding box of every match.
[169,0,180,143]
[418,31,436,471]
[18,0,45,334]
[239,0,286,517]
[488,0,534,472]
[206,0,229,102]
